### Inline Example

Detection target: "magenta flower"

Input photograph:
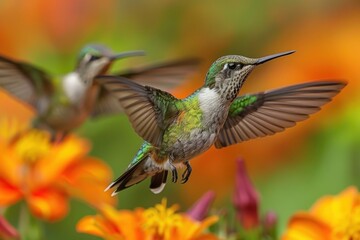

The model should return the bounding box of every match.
[233,158,259,229]
[0,215,19,240]
[187,191,216,221]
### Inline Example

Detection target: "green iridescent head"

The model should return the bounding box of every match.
[77,44,114,63]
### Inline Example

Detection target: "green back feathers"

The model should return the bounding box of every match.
[99,75,180,147]
[229,94,258,117]
[162,94,202,147]
[180,94,202,129]
[129,142,153,168]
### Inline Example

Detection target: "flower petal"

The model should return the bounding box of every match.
[26,187,68,221]
[61,157,116,207]
[0,149,23,187]
[0,215,19,239]
[32,135,90,187]
[191,216,219,238]
[187,191,215,221]
[282,212,332,240]
[78,205,146,240]
[233,158,259,229]
[0,178,22,206]
[310,187,358,227]
[101,206,145,239]
[76,215,107,238]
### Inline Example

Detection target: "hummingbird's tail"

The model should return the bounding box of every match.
[105,150,169,195]
[149,170,168,194]
[105,156,150,196]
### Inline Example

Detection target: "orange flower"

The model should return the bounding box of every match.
[77,199,219,240]
[282,187,360,240]
[0,119,115,221]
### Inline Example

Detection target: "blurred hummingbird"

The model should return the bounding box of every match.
[0,44,199,138]
[100,50,346,195]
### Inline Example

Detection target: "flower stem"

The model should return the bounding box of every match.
[18,203,43,240]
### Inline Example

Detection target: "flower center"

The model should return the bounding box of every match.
[143,198,182,240]
[13,130,51,163]
[334,206,360,240]
[0,119,27,141]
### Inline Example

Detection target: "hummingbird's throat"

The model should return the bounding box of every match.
[224,78,244,101]
[225,67,253,101]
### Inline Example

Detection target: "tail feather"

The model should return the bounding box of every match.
[150,170,168,194]
[105,158,148,196]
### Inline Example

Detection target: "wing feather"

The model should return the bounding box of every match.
[117,58,199,91]
[92,59,199,117]
[215,81,346,148]
[97,75,180,146]
[0,55,53,108]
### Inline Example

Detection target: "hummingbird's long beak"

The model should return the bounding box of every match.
[109,50,146,61]
[256,50,295,65]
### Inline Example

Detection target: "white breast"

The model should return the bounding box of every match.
[198,87,223,125]
[62,72,87,104]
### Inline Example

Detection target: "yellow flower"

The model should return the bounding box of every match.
[282,187,360,240]
[0,119,115,221]
[77,198,219,240]
[143,199,182,239]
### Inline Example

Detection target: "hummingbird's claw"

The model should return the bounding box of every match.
[181,161,192,184]
[52,132,67,144]
[171,169,178,183]
[169,162,178,183]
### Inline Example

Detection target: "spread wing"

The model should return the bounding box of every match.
[97,75,180,147]
[214,81,346,148]
[92,58,199,117]
[91,86,123,117]
[117,58,199,91]
[0,55,54,109]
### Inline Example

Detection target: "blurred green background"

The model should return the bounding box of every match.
[0,0,360,239]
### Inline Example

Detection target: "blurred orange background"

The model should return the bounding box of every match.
[0,1,359,238]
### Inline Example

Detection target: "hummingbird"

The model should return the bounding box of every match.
[0,44,199,138]
[100,50,346,195]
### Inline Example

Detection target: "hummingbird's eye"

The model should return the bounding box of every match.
[228,62,237,70]
[89,55,101,62]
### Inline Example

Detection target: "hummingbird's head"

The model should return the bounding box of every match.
[205,50,295,101]
[76,44,145,84]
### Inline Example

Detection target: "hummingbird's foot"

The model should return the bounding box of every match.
[181,161,192,184]
[169,162,178,183]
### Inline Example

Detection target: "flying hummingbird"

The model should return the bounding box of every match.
[100,50,346,195]
[0,44,199,138]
